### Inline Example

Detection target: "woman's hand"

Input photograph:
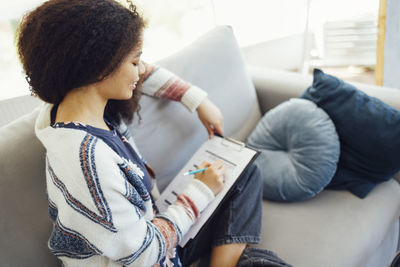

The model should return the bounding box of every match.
[196,98,224,139]
[194,160,226,196]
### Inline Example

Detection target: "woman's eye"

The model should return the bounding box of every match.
[132,63,138,66]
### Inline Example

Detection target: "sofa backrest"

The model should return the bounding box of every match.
[130,25,261,191]
[249,66,400,114]
[0,108,60,266]
[0,95,42,127]
[0,25,260,265]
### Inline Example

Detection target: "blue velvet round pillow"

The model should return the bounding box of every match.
[247,98,340,202]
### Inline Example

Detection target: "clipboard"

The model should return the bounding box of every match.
[155,135,260,247]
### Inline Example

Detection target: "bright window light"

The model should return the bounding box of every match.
[0,0,380,101]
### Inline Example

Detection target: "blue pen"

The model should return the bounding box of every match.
[183,167,208,176]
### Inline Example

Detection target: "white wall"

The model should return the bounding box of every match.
[241,33,315,71]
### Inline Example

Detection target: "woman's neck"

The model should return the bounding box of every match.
[55,85,110,130]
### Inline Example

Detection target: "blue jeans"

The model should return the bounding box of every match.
[178,163,263,266]
[237,248,292,267]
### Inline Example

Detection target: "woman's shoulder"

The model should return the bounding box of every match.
[35,103,123,164]
[45,126,122,164]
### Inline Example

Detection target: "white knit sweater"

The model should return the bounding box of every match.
[35,66,213,266]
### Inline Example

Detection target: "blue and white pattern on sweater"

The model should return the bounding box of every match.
[119,160,150,212]
[116,221,163,265]
[49,217,103,259]
[47,133,117,233]
[79,133,115,230]
[35,101,214,266]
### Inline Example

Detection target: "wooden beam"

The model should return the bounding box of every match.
[376,0,386,86]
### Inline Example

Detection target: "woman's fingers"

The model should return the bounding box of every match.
[203,119,224,139]
[194,160,226,195]
[211,160,226,177]
[198,161,211,169]
[206,123,214,139]
[196,97,224,139]
[198,160,225,176]
[213,120,224,136]
[197,160,225,176]
[211,159,224,168]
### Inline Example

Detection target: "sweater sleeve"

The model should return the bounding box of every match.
[140,62,208,112]
[46,134,214,266]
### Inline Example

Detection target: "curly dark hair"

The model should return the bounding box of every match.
[16,0,147,124]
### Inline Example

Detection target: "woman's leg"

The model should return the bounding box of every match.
[209,243,247,267]
[178,163,263,266]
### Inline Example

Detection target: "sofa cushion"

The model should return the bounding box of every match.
[301,69,400,198]
[130,25,261,192]
[258,179,400,267]
[0,95,42,127]
[247,98,340,202]
[0,108,60,266]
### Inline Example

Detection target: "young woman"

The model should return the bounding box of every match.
[17,0,264,266]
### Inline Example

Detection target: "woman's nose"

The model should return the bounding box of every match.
[139,61,145,75]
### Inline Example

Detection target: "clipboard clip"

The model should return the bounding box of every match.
[214,133,245,151]
[221,136,245,152]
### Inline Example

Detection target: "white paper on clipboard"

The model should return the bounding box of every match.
[155,135,259,247]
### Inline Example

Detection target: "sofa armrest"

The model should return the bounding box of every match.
[247,66,400,114]
[247,66,312,114]
[394,172,400,184]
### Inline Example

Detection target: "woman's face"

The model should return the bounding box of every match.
[96,45,145,100]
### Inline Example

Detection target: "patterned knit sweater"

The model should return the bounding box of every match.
[34,64,213,266]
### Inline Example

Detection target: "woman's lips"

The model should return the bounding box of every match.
[129,82,137,89]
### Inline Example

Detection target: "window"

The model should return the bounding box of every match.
[0,0,381,101]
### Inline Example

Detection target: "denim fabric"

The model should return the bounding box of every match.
[237,248,292,267]
[391,251,400,267]
[178,163,263,266]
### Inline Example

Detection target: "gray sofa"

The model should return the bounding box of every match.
[1,25,399,267]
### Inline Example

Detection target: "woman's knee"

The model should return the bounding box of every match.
[235,163,263,196]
